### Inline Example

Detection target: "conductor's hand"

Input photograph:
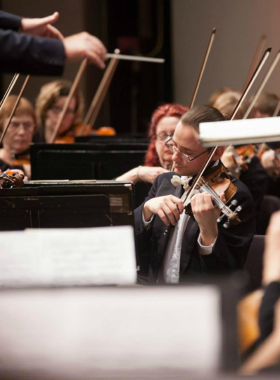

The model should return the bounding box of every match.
[143,195,183,226]
[64,32,107,69]
[20,12,63,40]
[191,192,225,246]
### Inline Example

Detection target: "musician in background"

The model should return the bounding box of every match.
[35,80,85,143]
[0,95,36,178]
[213,90,267,230]
[252,92,279,118]
[134,105,255,283]
[252,92,280,199]
[116,104,187,184]
[240,211,280,375]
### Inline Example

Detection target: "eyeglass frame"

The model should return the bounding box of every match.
[165,137,210,162]
[154,132,174,142]
[8,121,35,131]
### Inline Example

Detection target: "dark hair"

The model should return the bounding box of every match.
[181,105,227,132]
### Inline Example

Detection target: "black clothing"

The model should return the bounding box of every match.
[259,281,280,344]
[134,171,256,282]
[239,156,267,230]
[0,10,64,75]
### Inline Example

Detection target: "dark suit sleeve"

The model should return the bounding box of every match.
[0,10,65,75]
[198,180,256,272]
[0,30,65,75]
[134,174,163,278]
[0,10,22,31]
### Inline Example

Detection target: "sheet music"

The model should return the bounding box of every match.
[0,226,136,286]
[199,116,280,146]
[0,286,222,377]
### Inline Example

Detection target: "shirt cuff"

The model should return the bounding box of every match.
[197,234,217,255]
[142,211,154,230]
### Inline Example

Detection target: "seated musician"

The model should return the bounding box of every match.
[35,79,85,143]
[134,105,255,282]
[0,95,36,178]
[116,104,187,184]
[252,91,279,118]
[213,90,267,230]
[240,211,280,375]
[251,92,280,198]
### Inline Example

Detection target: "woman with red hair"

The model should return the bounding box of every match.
[116,103,187,184]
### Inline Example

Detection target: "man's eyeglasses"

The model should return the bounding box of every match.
[154,132,174,142]
[165,137,209,162]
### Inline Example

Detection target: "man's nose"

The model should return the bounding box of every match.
[172,150,181,161]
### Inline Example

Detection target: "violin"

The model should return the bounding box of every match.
[53,124,116,144]
[235,144,255,164]
[0,169,24,188]
[223,144,256,176]
[173,162,242,228]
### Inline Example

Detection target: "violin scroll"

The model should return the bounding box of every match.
[177,163,242,228]
[217,199,242,228]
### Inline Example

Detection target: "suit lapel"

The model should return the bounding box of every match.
[180,216,199,274]
[156,177,183,198]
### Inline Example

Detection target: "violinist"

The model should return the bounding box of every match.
[116,104,187,182]
[213,90,267,228]
[252,92,279,118]
[116,104,187,207]
[252,92,280,198]
[0,95,36,178]
[35,80,85,143]
[134,105,255,283]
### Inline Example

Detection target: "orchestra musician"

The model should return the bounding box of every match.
[0,95,36,178]
[116,104,187,184]
[35,80,85,143]
[134,105,255,282]
[213,90,267,229]
[240,211,280,375]
[0,10,107,75]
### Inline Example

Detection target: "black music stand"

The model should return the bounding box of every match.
[0,180,134,230]
[30,144,146,180]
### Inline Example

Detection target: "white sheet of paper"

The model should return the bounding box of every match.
[199,116,280,146]
[0,286,222,377]
[0,226,136,286]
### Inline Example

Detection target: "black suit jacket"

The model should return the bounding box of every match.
[0,10,64,75]
[134,171,256,282]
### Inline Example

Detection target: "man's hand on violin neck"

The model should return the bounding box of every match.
[191,192,224,246]
[143,195,184,226]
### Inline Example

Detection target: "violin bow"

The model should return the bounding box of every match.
[0,73,20,113]
[243,50,280,119]
[49,58,88,143]
[170,28,216,173]
[79,49,120,136]
[0,75,30,145]
[183,47,271,204]
[189,28,216,108]
[243,35,267,90]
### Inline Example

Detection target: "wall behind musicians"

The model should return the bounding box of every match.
[172,0,280,106]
